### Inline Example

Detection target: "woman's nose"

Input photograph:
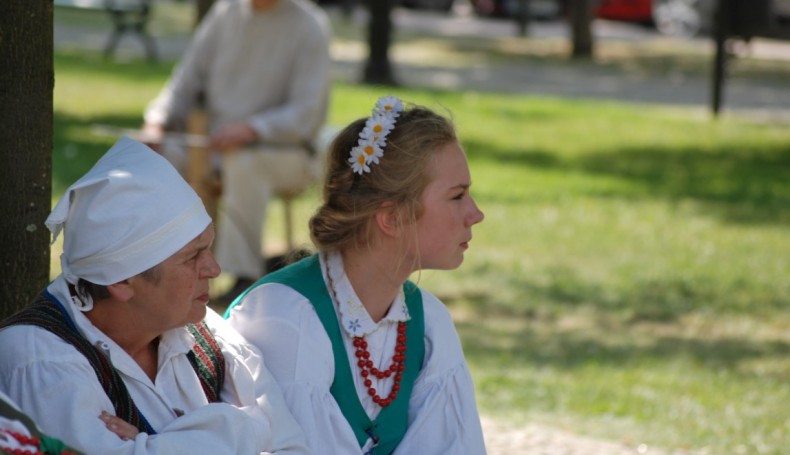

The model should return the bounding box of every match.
[200,251,222,279]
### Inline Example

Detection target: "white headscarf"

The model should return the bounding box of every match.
[46,137,211,309]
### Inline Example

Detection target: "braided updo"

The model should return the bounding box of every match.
[309,104,457,253]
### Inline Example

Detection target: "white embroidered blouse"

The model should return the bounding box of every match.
[227,252,487,454]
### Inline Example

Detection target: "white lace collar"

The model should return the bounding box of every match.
[322,251,411,338]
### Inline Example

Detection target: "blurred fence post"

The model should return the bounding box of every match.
[710,0,729,117]
[710,0,773,117]
[569,0,594,58]
[515,0,530,37]
[364,0,397,85]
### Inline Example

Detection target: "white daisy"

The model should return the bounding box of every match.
[359,126,387,147]
[348,146,371,174]
[346,95,404,175]
[358,137,384,165]
[364,113,395,140]
[376,96,404,117]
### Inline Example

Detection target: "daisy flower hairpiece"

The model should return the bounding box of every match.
[348,95,404,175]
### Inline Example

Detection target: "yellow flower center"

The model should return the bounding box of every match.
[364,145,374,156]
[373,124,383,133]
[357,154,366,165]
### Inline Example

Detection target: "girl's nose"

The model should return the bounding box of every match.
[468,198,484,226]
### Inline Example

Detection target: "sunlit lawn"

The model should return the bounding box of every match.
[52,17,790,454]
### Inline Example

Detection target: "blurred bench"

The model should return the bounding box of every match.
[54,0,157,61]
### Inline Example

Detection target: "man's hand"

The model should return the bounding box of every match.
[141,123,166,153]
[209,123,258,152]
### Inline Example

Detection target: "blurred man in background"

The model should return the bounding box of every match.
[144,0,331,304]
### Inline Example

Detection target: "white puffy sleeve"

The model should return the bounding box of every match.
[0,325,270,455]
[203,309,309,454]
[226,283,364,454]
[393,291,487,455]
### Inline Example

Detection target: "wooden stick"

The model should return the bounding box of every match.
[185,110,220,222]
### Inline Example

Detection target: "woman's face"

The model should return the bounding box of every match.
[412,142,484,270]
[126,225,220,331]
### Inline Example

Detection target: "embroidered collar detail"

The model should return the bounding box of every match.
[323,252,411,338]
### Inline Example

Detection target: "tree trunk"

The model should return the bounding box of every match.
[569,0,594,58]
[195,0,216,27]
[0,0,54,320]
[363,0,397,85]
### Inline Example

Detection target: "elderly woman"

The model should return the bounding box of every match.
[0,137,308,455]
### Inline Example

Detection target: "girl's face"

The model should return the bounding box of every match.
[413,142,484,270]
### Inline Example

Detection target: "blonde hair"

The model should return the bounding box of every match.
[310,104,457,253]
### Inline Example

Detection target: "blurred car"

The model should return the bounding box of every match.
[651,0,714,36]
[598,0,790,37]
[596,0,653,24]
[468,0,562,19]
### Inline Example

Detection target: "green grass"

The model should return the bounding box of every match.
[52,35,790,454]
[53,51,174,193]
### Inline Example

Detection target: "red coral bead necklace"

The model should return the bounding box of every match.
[326,259,408,408]
[353,321,407,407]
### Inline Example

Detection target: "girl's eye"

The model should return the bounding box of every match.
[452,192,465,200]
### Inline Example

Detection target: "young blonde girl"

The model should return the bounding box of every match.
[226,96,486,454]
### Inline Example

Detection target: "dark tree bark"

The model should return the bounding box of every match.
[0,1,54,319]
[363,0,397,85]
[569,0,594,58]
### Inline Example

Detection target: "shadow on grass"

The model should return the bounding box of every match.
[578,144,790,225]
[443,261,786,323]
[464,138,790,225]
[447,293,790,381]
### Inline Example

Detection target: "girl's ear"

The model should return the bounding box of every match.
[106,280,135,302]
[375,201,401,238]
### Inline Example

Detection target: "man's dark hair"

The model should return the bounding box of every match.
[76,264,162,302]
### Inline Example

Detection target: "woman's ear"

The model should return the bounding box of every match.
[375,201,401,238]
[106,280,135,302]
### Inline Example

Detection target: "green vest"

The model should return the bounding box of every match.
[226,254,425,454]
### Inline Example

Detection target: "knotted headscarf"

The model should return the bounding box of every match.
[46,137,211,309]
